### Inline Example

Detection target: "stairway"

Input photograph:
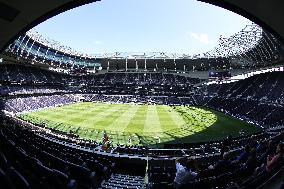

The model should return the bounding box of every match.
[101,174,145,189]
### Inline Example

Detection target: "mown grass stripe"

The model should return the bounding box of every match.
[124,105,147,133]
[143,105,162,134]
[157,105,184,130]
[19,102,261,146]
[75,104,125,129]
[105,104,140,132]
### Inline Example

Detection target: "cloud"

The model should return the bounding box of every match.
[190,32,212,45]
[94,40,102,45]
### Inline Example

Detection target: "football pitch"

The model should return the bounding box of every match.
[19,102,261,146]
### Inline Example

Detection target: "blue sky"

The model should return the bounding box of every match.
[33,0,251,55]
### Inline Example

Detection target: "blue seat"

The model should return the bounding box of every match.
[0,167,16,189]
[7,167,30,189]
[68,162,98,188]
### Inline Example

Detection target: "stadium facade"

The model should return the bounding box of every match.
[2,24,283,72]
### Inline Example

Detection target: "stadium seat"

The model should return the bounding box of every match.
[7,167,30,189]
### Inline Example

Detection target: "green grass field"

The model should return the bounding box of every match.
[19,102,261,146]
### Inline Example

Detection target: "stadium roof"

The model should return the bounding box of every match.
[22,23,267,60]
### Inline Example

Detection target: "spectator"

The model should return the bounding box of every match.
[254,142,284,177]
[241,148,258,175]
[174,157,199,189]
[259,140,276,164]
[234,145,250,163]
[211,152,232,175]
[256,140,266,155]
[266,142,284,173]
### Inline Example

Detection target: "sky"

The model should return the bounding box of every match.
[33,0,251,55]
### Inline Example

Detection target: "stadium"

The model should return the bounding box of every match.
[0,0,284,189]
